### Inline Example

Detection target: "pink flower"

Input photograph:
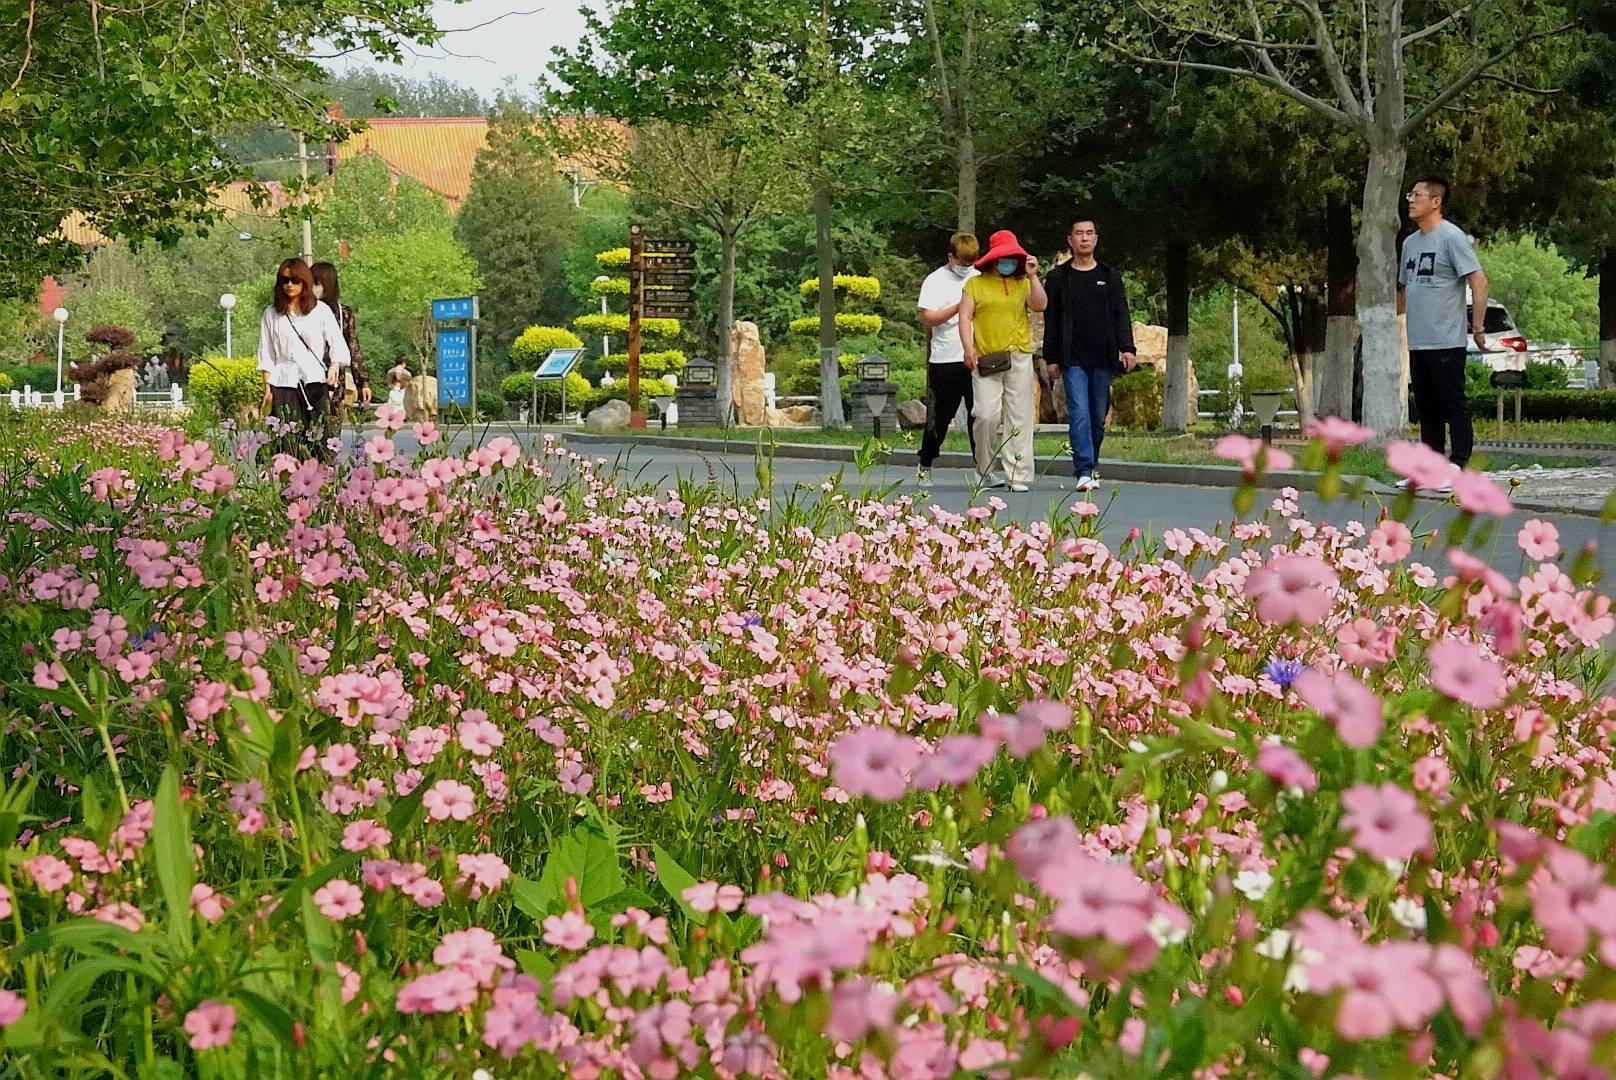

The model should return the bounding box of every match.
[829,728,921,802]
[826,977,899,1042]
[434,927,514,986]
[1305,417,1374,461]
[1330,944,1442,1040]
[363,435,396,464]
[456,853,512,898]
[1294,669,1383,748]
[423,779,478,822]
[1517,519,1560,561]
[22,853,73,893]
[340,819,392,853]
[542,911,595,951]
[1256,742,1318,792]
[1527,846,1616,958]
[911,734,998,790]
[741,914,870,1003]
[1366,521,1413,564]
[1451,470,1512,516]
[457,716,505,757]
[313,879,364,921]
[375,402,406,431]
[190,883,232,923]
[1215,434,1294,478]
[0,988,24,1028]
[183,1000,237,1050]
[1244,555,1339,625]
[396,968,479,1014]
[1426,639,1507,709]
[1339,784,1432,863]
[1386,440,1453,490]
[683,881,745,914]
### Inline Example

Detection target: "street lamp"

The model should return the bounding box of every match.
[1251,390,1284,445]
[219,293,237,359]
[52,307,69,396]
[594,275,612,359]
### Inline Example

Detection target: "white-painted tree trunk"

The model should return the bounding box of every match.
[1356,138,1408,439]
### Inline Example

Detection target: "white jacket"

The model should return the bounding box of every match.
[256,304,350,388]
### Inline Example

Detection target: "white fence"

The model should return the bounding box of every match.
[5,385,186,410]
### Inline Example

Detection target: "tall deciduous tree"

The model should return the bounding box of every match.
[0,0,440,297]
[457,100,580,374]
[1117,0,1580,437]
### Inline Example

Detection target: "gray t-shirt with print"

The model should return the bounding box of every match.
[1399,220,1482,350]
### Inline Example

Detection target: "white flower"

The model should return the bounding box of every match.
[911,840,967,870]
[1146,913,1187,947]
[1127,739,1149,753]
[474,1071,495,1080]
[1233,869,1273,902]
[1390,897,1428,932]
[1383,858,1407,878]
[1208,769,1229,793]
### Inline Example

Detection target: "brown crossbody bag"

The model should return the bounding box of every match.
[976,351,1012,376]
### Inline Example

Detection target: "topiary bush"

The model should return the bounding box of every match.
[187,357,263,419]
[1111,367,1164,430]
[584,376,676,413]
[598,350,686,377]
[510,326,585,369]
[1465,387,1616,422]
[502,370,593,416]
[0,371,11,392]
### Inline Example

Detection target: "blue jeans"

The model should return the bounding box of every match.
[1061,365,1114,478]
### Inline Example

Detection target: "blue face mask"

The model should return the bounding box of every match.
[949,263,973,278]
[995,258,1019,276]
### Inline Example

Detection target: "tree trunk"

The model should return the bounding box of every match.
[956,129,977,236]
[814,184,846,429]
[715,223,738,425]
[1320,195,1358,419]
[1291,289,1325,427]
[1162,239,1191,433]
[1600,249,1616,390]
[1356,136,1408,439]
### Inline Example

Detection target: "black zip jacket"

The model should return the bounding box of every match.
[1042,258,1136,372]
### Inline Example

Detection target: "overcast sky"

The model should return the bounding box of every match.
[331,0,593,103]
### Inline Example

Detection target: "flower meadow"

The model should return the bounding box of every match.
[1,407,1615,1079]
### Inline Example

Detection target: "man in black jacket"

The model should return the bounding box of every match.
[1042,214,1136,491]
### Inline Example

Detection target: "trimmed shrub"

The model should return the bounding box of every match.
[0,371,11,392]
[789,313,883,337]
[1465,388,1616,422]
[598,350,687,377]
[188,357,263,418]
[800,275,882,302]
[595,248,630,269]
[501,370,592,414]
[511,326,585,368]
[574,314,681,339]
[584,377,676,413]
[590,277,630,297]
[1111,367,1164,430]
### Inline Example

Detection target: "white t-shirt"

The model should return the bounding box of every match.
[256,304,351,388]
[918,264,978,365]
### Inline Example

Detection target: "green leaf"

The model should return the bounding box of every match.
[153,765,195,953]
[18,918,154,960]
[533,819,625,913]
[651,843,702,921]
[1568,812,1616,860]
[234,989,296,1052]
[42,955,152,1026]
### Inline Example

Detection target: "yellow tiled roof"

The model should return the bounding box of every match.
[331,116,490,207]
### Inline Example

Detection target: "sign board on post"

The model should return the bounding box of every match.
[530,347,584,422]
[431,296,478,322]
[436,328,472,408]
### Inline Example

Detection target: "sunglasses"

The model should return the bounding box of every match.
[277,276,301,286]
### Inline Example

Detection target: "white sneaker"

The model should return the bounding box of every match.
[1393,477,1413,491]
[1074,475,1099,492]
[980,476,1008,489]
[1009,482,1030,492]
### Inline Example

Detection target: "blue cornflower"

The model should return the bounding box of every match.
[741,613,763,628]
[1263,657,1305,688]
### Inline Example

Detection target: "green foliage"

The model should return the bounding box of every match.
[187,357,263,418]
[562,191,633,313]
[1190,288,1291,398]
[1476,234,1601,344]
[456,101,581,375]
[140,225,299,360]
[342,227,483,366]
[0,0,443,297]
[511,326,587,368]
[56,284,163,363]
[317,156,452,248]
[1466,388,1616,421]
[790,313,883,336]
[501,369,593,415]
[1112,367,1165,429]
[1465,360,1570,398]
[800,275,881,301]
[599,350,687,377]
[596,248,631,270]
[591,277,631,297]
[586,376,676,411]
[575,314,681,339]
[0,371,12,392]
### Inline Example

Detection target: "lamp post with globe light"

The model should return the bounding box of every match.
[52,307,69,397]
[593,275,612,359]
[220,293,237,359]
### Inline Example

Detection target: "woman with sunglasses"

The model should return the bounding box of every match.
[257,258,349,460]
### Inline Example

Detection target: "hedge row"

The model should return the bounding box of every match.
[1464,389,1616,422]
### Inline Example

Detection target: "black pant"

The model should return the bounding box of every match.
[1409,347,1471,466]
[919,362,975,467]
[269,382,332,462]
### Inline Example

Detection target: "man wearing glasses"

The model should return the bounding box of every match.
[1397,176,1489,491]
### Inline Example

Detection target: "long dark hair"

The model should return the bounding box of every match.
[310,261,343,322]
[273,258,317,316]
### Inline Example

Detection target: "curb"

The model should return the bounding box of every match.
[563,432,1363,493]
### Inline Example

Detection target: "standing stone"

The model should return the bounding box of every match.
[584,399,632,431]
[103,368,136,412]
[730,321,767,426]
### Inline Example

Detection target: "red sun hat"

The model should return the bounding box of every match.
[973,229,1031,270]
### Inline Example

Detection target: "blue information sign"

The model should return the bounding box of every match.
[437,328,472,407]
[431,296,478,322]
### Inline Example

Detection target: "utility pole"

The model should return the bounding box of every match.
[298,133,314,264]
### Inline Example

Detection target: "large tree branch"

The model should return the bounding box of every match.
[1400,0,1489,47]
[1284,0,1364,118]
[8,0,37,91]
[1358,0,1373,110]
[1123,47,1357,128]
[1399,20,1576,133]
[918,0,957,124]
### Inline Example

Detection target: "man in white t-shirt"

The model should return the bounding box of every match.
[915,232,980,481]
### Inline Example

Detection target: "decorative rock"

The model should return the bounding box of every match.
[584,398,632,431]
[404,375,439,423]
[103,368,136,412]
[730,322,767,426]
[896,399,928,430]
[1132,323,1168,371]
[766,404,818,427]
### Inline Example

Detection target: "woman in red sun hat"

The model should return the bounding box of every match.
[957,230,1048,491]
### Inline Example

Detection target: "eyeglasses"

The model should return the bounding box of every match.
[277,276,299,286]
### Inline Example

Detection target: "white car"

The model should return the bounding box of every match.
[1466,294,1528,370]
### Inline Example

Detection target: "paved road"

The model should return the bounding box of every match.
[380,428,1616,585]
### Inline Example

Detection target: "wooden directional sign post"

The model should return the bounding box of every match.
[627,225,697,429]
